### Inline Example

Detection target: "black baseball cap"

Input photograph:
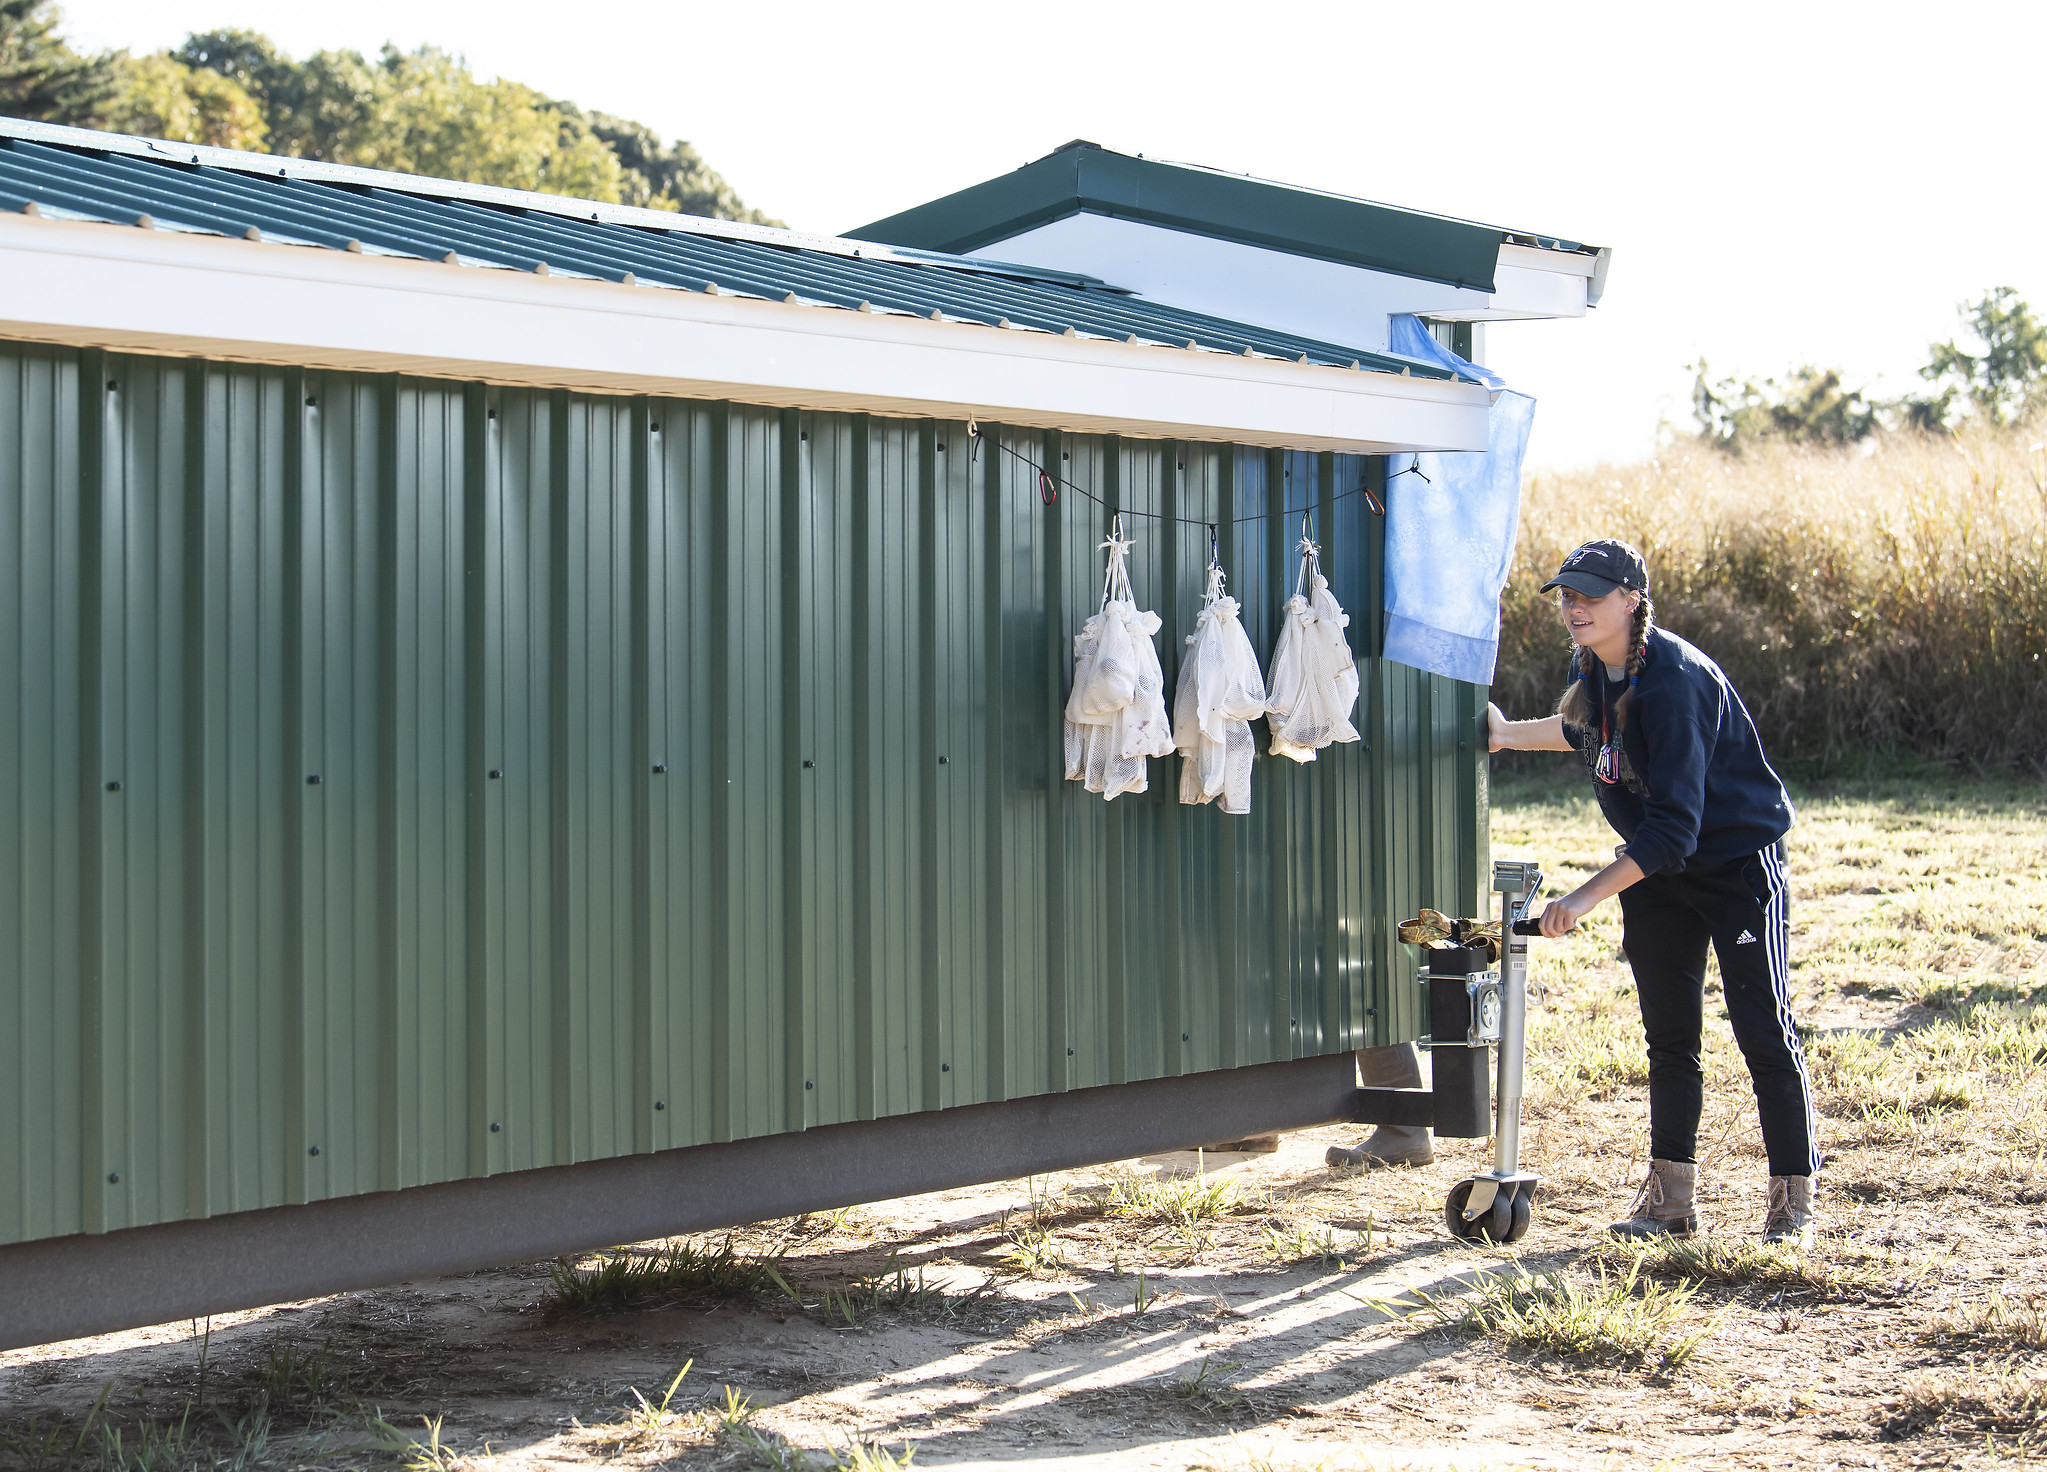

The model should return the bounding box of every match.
[1540,539,1650,598]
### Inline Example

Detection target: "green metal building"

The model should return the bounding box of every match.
[0,126,1602,1347]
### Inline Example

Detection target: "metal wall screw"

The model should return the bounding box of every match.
[1067,1048,1075,1056]
[306,774,321,785]
[940,1063,951,1072]
[1182,1033,1190,1041]
[652,764,666,775]
[489,1122,501,1132]
[104,780,121,792]
[308,1145,320,1156]
[802,759,814,768]
[107,1173,119,1184]
[938,756,948,765]
[488,769,502,780]
[804,1080,813,1090]
[654,1101,665,1111]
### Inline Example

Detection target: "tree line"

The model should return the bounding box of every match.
[1692,288,2046,450]
[0,0,776,222]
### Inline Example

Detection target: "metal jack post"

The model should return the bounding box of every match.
[1443,860,1546,1244]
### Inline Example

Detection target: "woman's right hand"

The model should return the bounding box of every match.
[1538,892,1593,937]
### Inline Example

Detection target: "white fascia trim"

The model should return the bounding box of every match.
[1418,245,1594,323]
[0,213,1492,454]
[1498,242,1596,278]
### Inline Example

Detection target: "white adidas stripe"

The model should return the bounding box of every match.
[1759,842,1820,1175]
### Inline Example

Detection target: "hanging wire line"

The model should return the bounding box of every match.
[966,422,1404,526]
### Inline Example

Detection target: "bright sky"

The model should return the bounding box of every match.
[61,0,2047,471]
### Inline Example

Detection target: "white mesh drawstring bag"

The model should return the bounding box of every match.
[1173,556,1267,814]
[1264,523,1362,763]
[1064,518,1175,799]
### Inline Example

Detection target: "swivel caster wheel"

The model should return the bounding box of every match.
[1444,1179,1535,1244]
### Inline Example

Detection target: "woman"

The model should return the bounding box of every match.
[1487,538,1818,1246]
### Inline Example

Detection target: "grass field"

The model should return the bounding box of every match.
[1495,425,2047,770]
[4,772,2045,1470]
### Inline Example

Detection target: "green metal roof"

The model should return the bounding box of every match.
[851,140,1600,294]
[0,120,1468,380]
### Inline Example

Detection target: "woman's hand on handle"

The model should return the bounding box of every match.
[1538,892,1594,937]
[1536,854,1650,937]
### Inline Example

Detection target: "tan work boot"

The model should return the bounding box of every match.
[1324,1125,1434,1169]
[1608,1159,1698,1238]
[1763,1175,1816,1248]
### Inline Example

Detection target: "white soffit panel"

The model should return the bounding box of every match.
[0,213,1493,455]
[969,215,1595,337]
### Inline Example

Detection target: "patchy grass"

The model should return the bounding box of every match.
[809,1251,1000,1327]
[1921,1290,2047,1352]
[589,1364,698,1456]
[994,1214,1067,1277]
[1081,1163,1266,1224]
[1416,1260,1712,1367]
[1259,1216,1372,1269]
[829,1439,919,1472]
[1880,1364,2047,1445]
[1592,1233,1905,1299]
[546,1234,797,1312]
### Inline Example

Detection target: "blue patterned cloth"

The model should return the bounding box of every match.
[1381,315,1536,686]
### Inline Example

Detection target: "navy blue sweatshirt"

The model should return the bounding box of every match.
[1562,625,1793,875]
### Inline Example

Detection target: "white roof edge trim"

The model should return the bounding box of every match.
[1496,241,1595,278]
[0,210,1491,455]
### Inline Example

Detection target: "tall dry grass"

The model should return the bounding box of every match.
[1496,424,2047,770]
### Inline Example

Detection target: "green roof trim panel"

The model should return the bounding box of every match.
[853,142,1597,294]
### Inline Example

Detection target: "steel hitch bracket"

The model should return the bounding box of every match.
[1442,860,1546,1244]
[1350,860,1547,1244]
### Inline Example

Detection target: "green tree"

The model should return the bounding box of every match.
[1916,288,2047,428]
[103,52,267,149]
[33,15,779,220]
[0,0,115,123]
[170,30,362,158]
[1692,360,1878,451]
[331,46,623,201]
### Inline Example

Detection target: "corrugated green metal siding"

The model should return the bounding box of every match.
[0,343,1489,1248]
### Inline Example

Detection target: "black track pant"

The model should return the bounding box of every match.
[1617,841,1820,1178]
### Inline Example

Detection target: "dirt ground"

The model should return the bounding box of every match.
[5,774,2044,1472]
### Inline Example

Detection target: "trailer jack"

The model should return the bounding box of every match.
[1350,860,1546,1244]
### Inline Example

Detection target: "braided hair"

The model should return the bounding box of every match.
[1557,593,1654,734]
